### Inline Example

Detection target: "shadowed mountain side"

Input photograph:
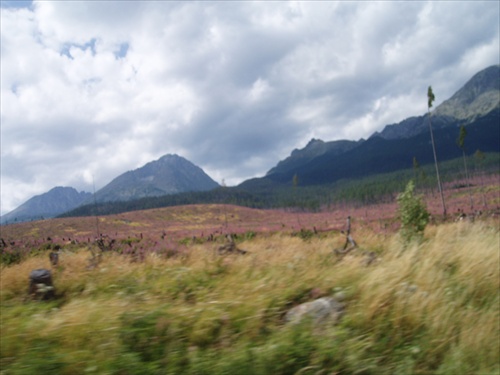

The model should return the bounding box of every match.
[370,114,456,141]
[265,66,499,182]
[266,139,363,177]
[262,108,499,186]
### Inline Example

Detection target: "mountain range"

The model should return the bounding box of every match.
[1,155,219,224]
[2,65,499,223]
[251,107,498,188]
[260,65,499,182]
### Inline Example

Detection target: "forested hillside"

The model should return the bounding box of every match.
[262,108,499,185]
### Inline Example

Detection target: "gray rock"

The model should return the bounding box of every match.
[285,297,344,325]
[28,269,55,300]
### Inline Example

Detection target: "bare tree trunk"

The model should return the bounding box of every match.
[428,114,447,217]
[462,149,474,210]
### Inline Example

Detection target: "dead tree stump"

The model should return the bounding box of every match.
[218,235,248,255]
[49,245,60,266]
[334,216,358,257]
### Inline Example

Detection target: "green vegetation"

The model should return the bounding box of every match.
[397,181,430,243]
[1,218,499,374]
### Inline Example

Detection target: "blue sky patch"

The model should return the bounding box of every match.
[0,0,32,9]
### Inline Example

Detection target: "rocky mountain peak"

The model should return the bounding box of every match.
[93,154,219,203]
[433,65,500,121]
[371,65,499,140]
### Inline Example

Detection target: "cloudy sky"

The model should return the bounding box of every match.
[1,1,499,215]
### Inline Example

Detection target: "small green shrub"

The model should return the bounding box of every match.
[397,180,430,243]
[233,230,256,241]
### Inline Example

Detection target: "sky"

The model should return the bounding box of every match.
[1,1,499,215]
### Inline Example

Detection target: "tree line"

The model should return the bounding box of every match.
[57,152,499,219]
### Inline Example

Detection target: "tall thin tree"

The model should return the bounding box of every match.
[427,86,446,217]
[221,179,228,230]
[92,175,100,238]
[457,125,473,210]
[474,149,487,207]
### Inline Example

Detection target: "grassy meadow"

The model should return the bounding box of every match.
[1,181,499,374]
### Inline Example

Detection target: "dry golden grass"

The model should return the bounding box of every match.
[1,219,499,374]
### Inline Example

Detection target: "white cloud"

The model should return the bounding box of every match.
[1,1,499,215]
[248,78,272,103]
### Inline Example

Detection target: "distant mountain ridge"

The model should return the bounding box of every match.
[256,108,499,187]
[2,154,219,224]
[369,114,456,141]
[92,154,219,203]
[262,65,500,180]
[0,187,91,224]
[370,65,499,141]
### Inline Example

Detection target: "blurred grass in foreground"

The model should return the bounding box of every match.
[1,220,499,374]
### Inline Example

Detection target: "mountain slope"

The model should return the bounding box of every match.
[263,108,499,186]
[93,154,219,203]
[433,65,500,120]
[260,65,499,186]
[369,114,456,141]
[373,65,499,140]
[266,138,363,176]
[0,187,91,224]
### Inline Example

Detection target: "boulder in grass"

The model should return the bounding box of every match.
[29,269,55,300]
[285,297,344,325]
